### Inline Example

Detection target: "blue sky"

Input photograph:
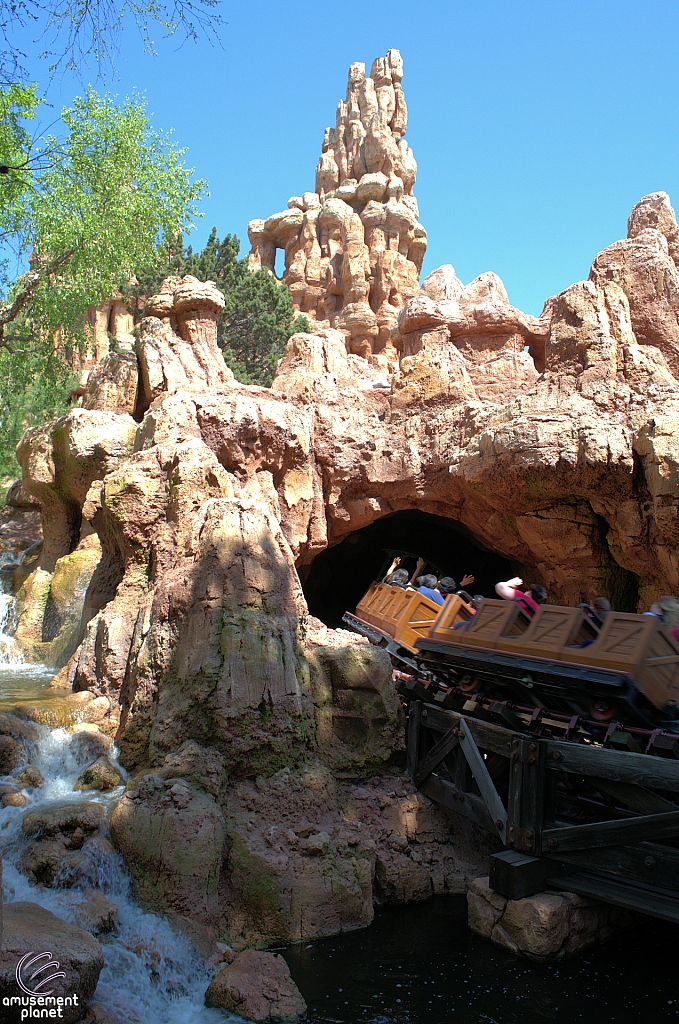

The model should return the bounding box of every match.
[15,0,679,314]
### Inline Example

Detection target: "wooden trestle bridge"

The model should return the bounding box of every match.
[345,581,679,921]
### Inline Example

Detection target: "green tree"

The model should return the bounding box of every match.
[124,227,311,387]
[0,84,206,473]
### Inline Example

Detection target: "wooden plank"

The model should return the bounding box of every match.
[542,809,679,852]
[420,705,515,758]
[545,738,679,792]
[420,774,496,833]
[546,868,679,924]
[406,701,422,781]
[586,778,679,815]
[414,727,459,787]
[544,840,679,890]
[458,717,507,842]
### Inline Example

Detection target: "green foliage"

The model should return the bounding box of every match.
[2,86,206,345]
[0,84,205,474]
[0,349,76,476]
[124,227,311,387]
[222,266,310,387]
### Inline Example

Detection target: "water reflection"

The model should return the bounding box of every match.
[283,895,679,1024]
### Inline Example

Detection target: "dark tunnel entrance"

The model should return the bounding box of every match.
[303,510,517,629]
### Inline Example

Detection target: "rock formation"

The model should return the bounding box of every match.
[0,902,104,1023]
[248,49,425,361]
[467,876,632,960]
[11,51,679,945]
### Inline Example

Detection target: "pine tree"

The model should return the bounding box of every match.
[124,229,310,387]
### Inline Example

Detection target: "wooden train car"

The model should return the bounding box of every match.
[346,582,679,922]
[343,584,679,735]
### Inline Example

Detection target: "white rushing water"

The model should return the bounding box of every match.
[0,592,23,667]
[0,693,243,1022]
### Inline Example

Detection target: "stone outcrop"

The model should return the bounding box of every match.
[205,949,306,1022]
[467,876,633,960]
[248,50,425,361]
[0,901,104,1023]
[19,800,113,888]
[110,772,226,923]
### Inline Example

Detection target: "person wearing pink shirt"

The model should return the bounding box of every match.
[495,576,547,618]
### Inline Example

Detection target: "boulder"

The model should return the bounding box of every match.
[74,756,122,792]
[0,902,103,1024]
[467,876,633,960]
[0,713,38,769]
[19,800,110,887]
[205,950,306,1022]
[71,889,118,935]
[110,774,225,922]
[306,620,404,776]
[21,801,106,842]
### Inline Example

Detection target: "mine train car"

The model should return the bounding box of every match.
[343,581,679,748]
[345,581,679,920]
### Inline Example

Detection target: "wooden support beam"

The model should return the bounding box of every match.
[458,717,508,843]
[544,840,679,890]
[586,778,679,815]
[413,727,459,787]
[542,809,679,852]
[419,705,515,758]
[545,738,679,792]
[420,774,496,834]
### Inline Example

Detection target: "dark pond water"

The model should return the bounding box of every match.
[283,895,679,1024]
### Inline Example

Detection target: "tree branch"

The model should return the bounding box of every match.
[0,246,75,330]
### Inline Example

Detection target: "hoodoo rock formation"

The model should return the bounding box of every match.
[248,49,425,360]
[11,51,679,943]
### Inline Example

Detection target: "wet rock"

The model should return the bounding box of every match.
[19,835,114,888]
[0,712,37,770]
[17,764,44,787]
[0,901,104,1024]
[467,877,633,960]
[0,734,20,773]
[70,726,114,765]
[19,801,110,887]
[83,1003,120,1024]
[22,800,106,842]
[72,889,118,934]
[14,533,104,669]
[2,791,26,807]
[205,950,306,1022]
[74,755,122,792]
[110,774,225,923]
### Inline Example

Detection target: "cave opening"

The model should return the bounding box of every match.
[303,509,517,629]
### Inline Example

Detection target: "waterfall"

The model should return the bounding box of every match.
[0,591,22,666]
[1,725,238,1023]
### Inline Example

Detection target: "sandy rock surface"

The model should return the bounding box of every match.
[205,949,306,1022]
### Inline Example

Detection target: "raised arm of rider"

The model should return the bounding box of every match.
[495,577,523,601]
